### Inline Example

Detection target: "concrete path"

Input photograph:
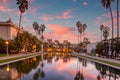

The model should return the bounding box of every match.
[0,52,41,66]
[81,53,120,64]
[73,53,120,70]
[0,52,39,60]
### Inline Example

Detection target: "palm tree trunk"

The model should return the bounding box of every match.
[18,12,22,41]
[78,32,79,44]
[109,6,114,58]
[109,7,114,39]
[117,0,119,39]
[101,31,102,41]
[115,0,119,58]
[41,32,44,57]
[83,31,85,41]
[80,33,81,43]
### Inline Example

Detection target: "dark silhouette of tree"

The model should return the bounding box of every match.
[101,0,114,39]
[16,0,28,41]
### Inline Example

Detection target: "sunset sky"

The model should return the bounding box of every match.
[0,0,119,44]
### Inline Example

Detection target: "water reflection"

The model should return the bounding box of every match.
[33,57,45,80]
[0,53,120,80]
[95,62,120,80]
[74,58,87,80]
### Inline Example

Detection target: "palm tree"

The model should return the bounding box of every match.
[39,24,45,41]
[103,26,110,56]
[103,26,110,40]
[16,0,28,41]
[101,0,114,39]
[40,24,45,40]
[33,22,39,36]
[76,21,83,43]
[100,25,105,41]
[82,24,87,39]
[38,24,46,57]
[103,27,110,40]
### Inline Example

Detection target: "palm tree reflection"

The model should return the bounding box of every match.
[33,68,45,80]
[33,55,45,80]
[95,62,120,80]
[74,57,84,80]
[97,75,101,80]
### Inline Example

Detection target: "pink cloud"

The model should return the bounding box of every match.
[45,24,77,43]
[0,0,17,14]
[0,5,16,13]
[45,23,101,43]
[0,0,8,6]
[82,2,88,6]
[23,26,35,34]
[63,10,73,19]
[40,10,73,21]
[0,0,36,15]
[47,24,71,34]
[23,23,100,43]
[83,33,99,42]
[40,15,53,21]
[72,0,77,2]
[56,10,73,19]
[95,11,120,31]
[29,0,35,4]
[95,11,119,26]
[23,17,30,23]
[29,6,38,14]
[86,33,98,37]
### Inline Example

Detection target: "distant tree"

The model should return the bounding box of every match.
[96,42,105,56]
[0,38,6,53]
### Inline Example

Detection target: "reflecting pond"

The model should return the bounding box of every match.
[0,53,120,80]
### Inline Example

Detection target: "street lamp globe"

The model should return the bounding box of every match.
[6,41,9,45]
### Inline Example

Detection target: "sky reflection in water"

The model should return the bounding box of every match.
[0,53,120,80]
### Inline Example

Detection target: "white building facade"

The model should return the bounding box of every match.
[0,19,24,40]
[86,42,98,53]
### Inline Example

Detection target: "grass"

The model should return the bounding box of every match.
[0,54,7,57]
[76,54,120,68]
[0,53,17,57]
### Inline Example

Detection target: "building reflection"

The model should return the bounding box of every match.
[0,56,42,80]
[0,64,22,80]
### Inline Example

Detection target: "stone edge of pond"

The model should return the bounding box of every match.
[72,53,120,70]
[0,53,41,66]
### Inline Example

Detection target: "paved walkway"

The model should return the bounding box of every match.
[73,53,120,69]
[0,52,41,66]
[0,52,40,60]
[81,53,120,64]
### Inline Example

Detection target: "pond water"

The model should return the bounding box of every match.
[0,53,120,80]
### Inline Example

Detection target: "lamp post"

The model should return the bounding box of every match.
[5,41,9,56]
